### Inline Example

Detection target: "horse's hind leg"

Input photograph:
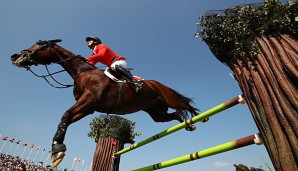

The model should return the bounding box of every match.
[144,102,196,131]
[149,81,209,123]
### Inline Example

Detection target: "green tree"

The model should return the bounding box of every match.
[197,1,297,170]
[88,115,139,171]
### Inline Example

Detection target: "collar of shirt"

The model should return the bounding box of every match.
[92,45,97,54]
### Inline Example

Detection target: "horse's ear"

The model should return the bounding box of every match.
[48,39,62,44]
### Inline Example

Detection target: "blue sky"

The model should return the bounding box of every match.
[0,0,284,170]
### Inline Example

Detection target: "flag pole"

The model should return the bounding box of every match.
[80,159,84,171]
[13,142,21,156]
[85,161,88,171]
[71,157,76,170]
[0,141,7,153]
[75,159,80,171]
[27,146,34,161]
[33,147,40,162]
[21,143,28,158]
[45,151,51,166]
[39,148,46,162]
[6,140,14,155]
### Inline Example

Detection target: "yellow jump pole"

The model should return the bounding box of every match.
[116,95,246,156]
[132,133,262,171]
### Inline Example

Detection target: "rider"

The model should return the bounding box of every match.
[85,36,142,92]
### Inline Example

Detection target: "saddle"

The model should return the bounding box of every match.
[104,68,144,92]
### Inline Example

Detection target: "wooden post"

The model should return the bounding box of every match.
[196,2,298,170]
[89,115,136,171]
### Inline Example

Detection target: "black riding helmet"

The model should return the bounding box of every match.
[86,36,102,44]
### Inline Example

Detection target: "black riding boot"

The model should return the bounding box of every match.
[114,65,143,92]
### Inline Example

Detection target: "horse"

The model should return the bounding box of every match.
[11,39,208,167]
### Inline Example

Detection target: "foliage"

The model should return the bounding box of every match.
[233,164,265,171]
[88,115,141,144]
[196,0,298,67]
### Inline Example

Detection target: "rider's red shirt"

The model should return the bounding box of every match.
[87,44,126,66]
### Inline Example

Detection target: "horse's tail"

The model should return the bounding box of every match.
[146,80,199,121]
[171,89,199,121]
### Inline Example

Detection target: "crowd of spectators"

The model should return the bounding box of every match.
[0,153,64,171]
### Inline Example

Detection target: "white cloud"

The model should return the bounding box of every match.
[214,161,231,168]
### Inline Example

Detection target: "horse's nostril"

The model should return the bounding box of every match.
[11,54,20,60]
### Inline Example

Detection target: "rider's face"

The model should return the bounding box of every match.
[87,40,95,49]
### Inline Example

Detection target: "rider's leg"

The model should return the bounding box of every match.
[111,61,143,92]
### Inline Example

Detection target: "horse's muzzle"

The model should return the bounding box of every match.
[11,53,30,67]
[11,53,20,61]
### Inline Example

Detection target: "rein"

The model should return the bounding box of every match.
[26,54,95,88]
[26,65,73,89]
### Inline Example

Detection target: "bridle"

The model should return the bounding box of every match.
[20,39,76,88]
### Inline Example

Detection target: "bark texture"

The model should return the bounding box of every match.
[92,137,123,171]
[233,33,298,171]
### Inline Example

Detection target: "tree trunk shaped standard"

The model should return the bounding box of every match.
[196,2,297,170]
[233,33,297,171]
[92,137,123,171]
[88,115,136,171]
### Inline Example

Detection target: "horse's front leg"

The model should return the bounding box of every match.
[51,95,95,167]
[51,113,70,168]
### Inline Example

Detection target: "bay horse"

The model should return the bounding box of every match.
[11,39,207,167]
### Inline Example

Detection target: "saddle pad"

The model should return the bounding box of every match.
[133,76,144,81]
[104,68,126,83]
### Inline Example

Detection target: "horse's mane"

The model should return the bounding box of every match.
[54,44,77,57]
[52,44,98,78]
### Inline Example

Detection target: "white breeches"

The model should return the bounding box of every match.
[111,60,128,69]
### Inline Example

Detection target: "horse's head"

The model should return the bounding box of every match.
[11,39,62,68]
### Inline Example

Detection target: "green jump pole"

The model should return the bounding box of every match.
[132,133,262,171]
[116,95,245,156]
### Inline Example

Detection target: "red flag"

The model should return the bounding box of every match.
[15,140,21,144]
[74,157,80,163]
[23,143,28,146]
[9,138,15,143]
[2,136,8,141]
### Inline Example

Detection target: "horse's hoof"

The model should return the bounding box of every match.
[202,117,209,123]
[51,143,67,167]
[52,151,65,167]
[185,125,196,131]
